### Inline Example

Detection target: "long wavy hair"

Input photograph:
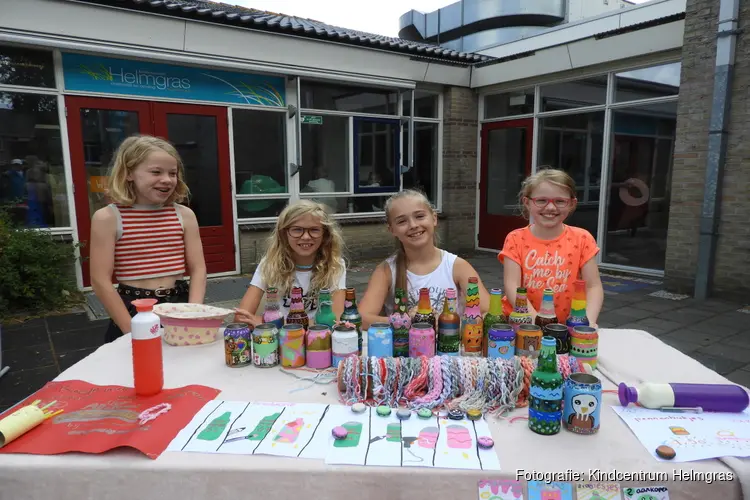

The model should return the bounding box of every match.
[384,189,439,293]
[107,135,189,205]
[261,200,346,297]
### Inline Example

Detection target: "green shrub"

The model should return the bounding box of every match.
[0,209,80,319]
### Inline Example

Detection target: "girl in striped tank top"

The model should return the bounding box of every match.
[89,135,207,343]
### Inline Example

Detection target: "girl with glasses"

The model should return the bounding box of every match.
[234,200,346,326]
[498,168,604,327]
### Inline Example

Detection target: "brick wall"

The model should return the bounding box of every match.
[666,0,750,297]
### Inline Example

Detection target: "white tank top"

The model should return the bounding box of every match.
[384,250,462,316]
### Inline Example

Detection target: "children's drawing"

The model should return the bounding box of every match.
[247,412,282,440]
[197,412,231,441]
[567,394,598,432]
[576,482,621,500]
[623,486,670,500]
[477,480,524,500]
[446,424,472,449]
[273,418,304,443]
[319,404,370,464]
[612,406,750,462]
[418,426,439,448]
[527,481,573,500]
[365,409,402,467]
[253,403,327,457]
[333,422,363,448]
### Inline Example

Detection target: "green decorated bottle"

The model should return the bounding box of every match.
[389,288,411,357]
[508,287,532,332]
[528,336,563,435]
[315,288,336,328]
[535,288,558,328]
[437,289,460,356]
[340,288,363,355]
[482,288,507,357]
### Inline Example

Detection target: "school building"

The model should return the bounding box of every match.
[1,0,746,299]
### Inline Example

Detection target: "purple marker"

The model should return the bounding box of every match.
[619,382,750,413]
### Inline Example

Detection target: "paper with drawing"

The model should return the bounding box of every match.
[612,405,750,462]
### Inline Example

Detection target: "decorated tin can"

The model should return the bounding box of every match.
[543,323,570,355]
[570,325,599,369]
[487,323,515,359]
[279,323,306,368]
[515,324,543,358]
[306,324,332,369]
[367,323,394,358]
[252,323,279,368]
[409,322,435,358]
[563,372,602,435]
[224,323,252,367]
[332,325,358,367]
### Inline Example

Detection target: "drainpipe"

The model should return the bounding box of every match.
[694,0,740,300]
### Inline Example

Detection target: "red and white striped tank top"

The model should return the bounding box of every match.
[111,204,186,281]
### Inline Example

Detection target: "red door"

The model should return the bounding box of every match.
[477,118,533,250]
[65,96,236,287]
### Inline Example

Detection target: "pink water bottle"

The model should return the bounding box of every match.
[131,299,163,396]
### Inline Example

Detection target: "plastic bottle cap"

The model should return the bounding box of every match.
[131,298,158,312]
[618,383,638,406]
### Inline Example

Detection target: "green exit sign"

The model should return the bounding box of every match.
[302,115,323,125]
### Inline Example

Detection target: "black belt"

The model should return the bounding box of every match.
[117,280,189,298]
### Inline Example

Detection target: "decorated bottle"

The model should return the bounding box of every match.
[528,336,563,435]
[508,287,532,332]
[131,298,163,397]
[566,280,589,336]
[412,287,436,330]
[315,288,336,328]
[285,286,309,330]
[389,288,411,357]
[262,287,284,329]
[437,289,460,356]
[482,288,507,357]
[340,288,363,355]
[460,277,483,357]
[535,288,558,329]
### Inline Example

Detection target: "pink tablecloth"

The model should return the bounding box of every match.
[0,328,746,500]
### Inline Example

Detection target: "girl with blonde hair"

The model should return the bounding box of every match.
[358,189,489,328]
[498,167,604,326]
[90,135,207,343]
[234,199,347,325]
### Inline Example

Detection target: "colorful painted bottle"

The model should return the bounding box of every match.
[315,288,336,328]
[535,288,558,329]
[566,280,589,336]
[528,337,563,435]
[412,287,436,331]
[389,288,411,357]
[482,288,507,357]
[262,287,284,329]
[437,289,460,356]
[460,277,483,357]
[131,298,163,397]
[508,287,532,332]
[285,286,309,330]
[340,288,363,355]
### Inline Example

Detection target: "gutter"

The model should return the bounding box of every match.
[694,0,741,299]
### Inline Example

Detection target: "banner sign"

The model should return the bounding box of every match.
[62,52,285,107]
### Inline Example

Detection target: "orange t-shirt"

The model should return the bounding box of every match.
[497,225,599,322]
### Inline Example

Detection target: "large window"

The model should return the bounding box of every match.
[482,60,680,272]
[232,108,288,219]
[0,44,69,229]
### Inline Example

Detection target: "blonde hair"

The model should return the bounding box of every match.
[518,167,577,219]
[107,135,189,205]
[384,189,439,293]
[260,200,346,297]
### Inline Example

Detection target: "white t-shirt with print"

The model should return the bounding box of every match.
[249,257,347,319]
[383,250,463,316]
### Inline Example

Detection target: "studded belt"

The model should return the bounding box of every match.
[117,280,189,298]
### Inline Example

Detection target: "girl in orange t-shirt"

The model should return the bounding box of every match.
[498,168,604,326]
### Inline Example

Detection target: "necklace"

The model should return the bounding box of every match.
[295,264,313,270]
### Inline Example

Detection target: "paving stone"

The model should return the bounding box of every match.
[706,312,750,327]
[629,317,686,335]
[723,334,750,350]
[1,318,46,332]
[660,329,719,348]
[691,299,743,313]
[690,319,742,336]
[1,323,49,350]
[629,300,685,313]
[725,369,750,388]
[654,307,715,325]
[51,324,107,352]
[46,312,92,334]
[0,365,60,408]
[598,311,639,326]
[660,337,702,354]
[58,348,98,372]
[687,352,747,376]
[611,307,655,321]
[2,344,56,371]
[696,344,750,364]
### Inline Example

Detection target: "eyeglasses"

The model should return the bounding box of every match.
[528,197,575,208]
[287,226,324,239]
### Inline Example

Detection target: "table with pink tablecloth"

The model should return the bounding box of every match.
[0,328,746,500]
